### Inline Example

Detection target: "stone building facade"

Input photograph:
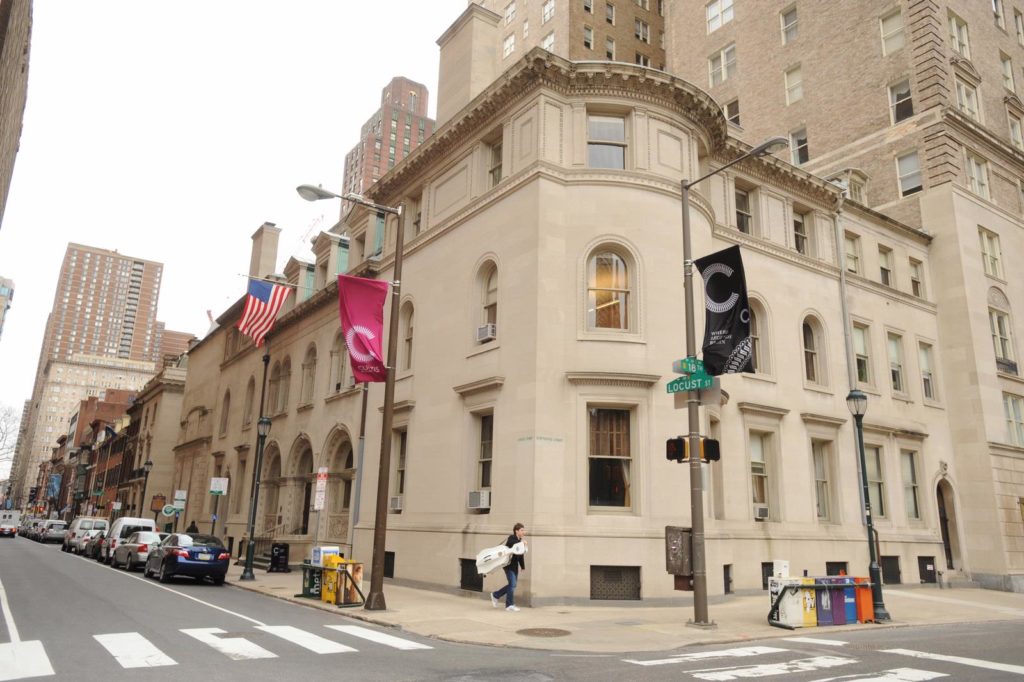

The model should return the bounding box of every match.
[0,0,31,231]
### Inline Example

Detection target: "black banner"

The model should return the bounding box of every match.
[694,245,754,376]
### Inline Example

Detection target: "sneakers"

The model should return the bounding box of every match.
[490,592,499,608]
[506,605,520,612]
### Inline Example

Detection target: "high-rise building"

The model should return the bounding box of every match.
[0,0,32,231]
[665,0,1024,591]
[341,77,435,200]
[9,244,191,506]
[0,276,13,340]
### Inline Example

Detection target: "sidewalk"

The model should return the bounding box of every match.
[225,564,1024,653]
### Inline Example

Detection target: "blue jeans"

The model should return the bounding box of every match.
[492,566,518,607]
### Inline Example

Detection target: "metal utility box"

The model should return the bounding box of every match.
[665,526,692,576]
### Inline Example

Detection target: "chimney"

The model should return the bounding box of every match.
[435,3,500,127]
[249,222,281,280]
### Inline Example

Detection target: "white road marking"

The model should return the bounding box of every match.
[883,648,1024,675]
[809,668,947,681]
[0,641,54,681]
[256,625,356,654]
[883,590,1024,617]
[181,627,277,661]
[93,632,177,668]
[623,646,788,667]
[691,655,856,680]
[784,637,848,647]
[324,625,433,650]
[0,575,22,642]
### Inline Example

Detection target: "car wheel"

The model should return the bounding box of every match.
[213,575,225,586]
[143,561,152,578]
[158,562,171,583]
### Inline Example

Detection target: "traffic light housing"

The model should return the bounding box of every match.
[665,437,720,462]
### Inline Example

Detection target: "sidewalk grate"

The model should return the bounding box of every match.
[516,628,571,638]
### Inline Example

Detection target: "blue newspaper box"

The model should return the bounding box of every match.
[815,578,834,626]
[841,577,857,623]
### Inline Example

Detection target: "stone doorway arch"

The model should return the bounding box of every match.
[286,439,315,535]
[936,479,961,571]
[261,446,282,532]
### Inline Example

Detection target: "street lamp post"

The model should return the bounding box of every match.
[846,389,891,622]
[140,459,153,521]
[241,415,272,580]
[680,137,788,628]
[297,184,404,611]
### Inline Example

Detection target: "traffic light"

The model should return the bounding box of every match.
[28,486,38,503]
[665,437,721,463]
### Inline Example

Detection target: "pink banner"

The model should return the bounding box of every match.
[337,274,389,383]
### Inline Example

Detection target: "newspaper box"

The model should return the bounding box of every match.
[321,554,345,604]
[311,545,341,567]
[768,577,805,628]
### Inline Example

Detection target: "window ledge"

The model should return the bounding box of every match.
[467,341,500,359]
[578,330,645,344]
[241,423,252,432]
[921,398,944,409]
[586,507,636,516]
[296,402,314,413]
[997,370,1024,386]
[891,392,913,404]
[742,372,777,384]
[802,382,833,396]
[325,385,362,404]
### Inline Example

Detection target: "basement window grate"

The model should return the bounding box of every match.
[590,565,641,600]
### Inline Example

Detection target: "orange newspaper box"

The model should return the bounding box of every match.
[854,577,875,623]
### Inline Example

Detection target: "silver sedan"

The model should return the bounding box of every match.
[111,531,168,571]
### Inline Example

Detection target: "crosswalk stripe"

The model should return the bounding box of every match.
[882,648,1024,676]
[782,636,848,647]
[256,626,356,654]
[93,633,176,668]
[324,625,432,650]
[180,627,277,660]
[0,641,54,681]
[824,668,947,681]
[690,655,855,680]
[623,646,788,667]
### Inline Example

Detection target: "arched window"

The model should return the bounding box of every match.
[749,298,770,374]
[219,390,231,436]
[268,362,281,414]
[989,287,1017,375]
[330,332,349,393]
[400,302,415,371]
[300,344,317,404]
[483,264,498,326]
[802,316,826,385]
[279,356,292,412]
[242,376,255,428]
[587,249,631,330]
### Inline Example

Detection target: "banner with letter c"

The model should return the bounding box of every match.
[337,274,389,383]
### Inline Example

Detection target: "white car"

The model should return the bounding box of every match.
[63,517,109,554]
[111,531,168,570]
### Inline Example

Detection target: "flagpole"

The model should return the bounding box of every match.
[241,338,272,581]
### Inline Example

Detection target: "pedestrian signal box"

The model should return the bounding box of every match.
[665,437,720,462]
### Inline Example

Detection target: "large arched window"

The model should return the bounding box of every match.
[749,297,770,374]
[330,332,349,392]
[279,356,292,412]
[268,362,281,414]
[300,344,317,404]
[989,287,1017,375]
[587,249,631,330]
[801,316,826,385]
[242,376,255,428]
[483,264,498,326]
[219,390,231,436]
[400,302,415,371]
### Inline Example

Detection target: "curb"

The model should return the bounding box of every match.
[226,579,404,631]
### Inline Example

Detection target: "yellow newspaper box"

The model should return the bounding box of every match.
[321,554,345,604]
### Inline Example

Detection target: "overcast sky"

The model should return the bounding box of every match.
[0,0,468,477]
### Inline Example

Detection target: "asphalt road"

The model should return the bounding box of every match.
[1,536,1023,681]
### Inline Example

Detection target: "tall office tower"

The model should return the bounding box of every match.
[9,243,190,505]
[0,0,32,231]
[0,276,12,341]
[341,77,435,199]
[156,326,196,365]
[666,1,1024,590]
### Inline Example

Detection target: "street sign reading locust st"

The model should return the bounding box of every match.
[666,375,714,393]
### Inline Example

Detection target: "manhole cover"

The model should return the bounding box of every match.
[516,628,571,638]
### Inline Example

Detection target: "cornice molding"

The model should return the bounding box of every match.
[800,412,847,427]
[736,402,790,417]
[453,376,506,397]
[565,371,661,388]
[378,400,415,414]
[986,441,1024,458]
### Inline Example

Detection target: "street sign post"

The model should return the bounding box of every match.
[672,357,704,375]
[209,478,229,496]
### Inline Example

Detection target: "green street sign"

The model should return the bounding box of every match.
[667,375,714,393]
[672,357,706,375]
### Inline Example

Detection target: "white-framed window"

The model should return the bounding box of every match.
[487,137,503,187]
[919,342,936,400]
[955,78,980,121]
[725,99,740,125]
[793,210,809,254]
[1016,9,1024,45]
[881,9,905,54]
[785,65,803,104]
[542,0,555,23]
[750,431,772,518]
[878,246,893,286]
[888,332,905,393]
[542,31,555,51]
[889,79,913,123]
[523,18,529,37]
[478,413,493,488]
[583,0,592,12]
[909,258,925,297]
[706,0,733,33]
[587,114,626,169]
[300,344,317,404]
[1002,53,1016,91]
[504,1,516,24]
[990,306,1015,364]
[242,376,255,426]
[994,0,1006,29]
[802,317,823,385]
[1005,393,1024,445]
[979,228,1003,278]
[635,0,648,8]
[897,151,922,196]
[1009,112,1024,150]
[901,450,921,519]
[329,333,350,393]
[605,36,615,59]
[965,152,989,198]
[791,128,809,164]
[749,298,768,373]
[219,390,230,436]
[606,1,615,24]
[949,12,970,58]
[394,429,408,497]
[586,249,631,330]
[812,440,832,521]
[735,187,752,234]
[482,263,498,328]
[635,18,650,42]
[583,25,593,49]
[503,33,516,58]
[400,301,414,371]
[635,52,650,67]
[588,407,632,508]
[709,44,736,86]
[845,233,861,273]
[866,444,886,517]
[854,324,872,384]
[781,6,798,44]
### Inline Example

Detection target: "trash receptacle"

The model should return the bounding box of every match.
[854,576,875,623]
[321,554,344,605]
[296,560,323,599]
[270,542,290,573]
[769,577,805,627]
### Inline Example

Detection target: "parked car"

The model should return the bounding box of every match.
[145,533,230,585]
[19,518,42,538]
[62,517,109,554]
[0,511,20,537]
[112,531,167,570]
[100,517,156,565]
[27,520,48,541]
[83,532,106,559]
[0,521,16,538]
[38,520,67,543]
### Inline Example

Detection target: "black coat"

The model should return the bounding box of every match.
[504,534,525,573]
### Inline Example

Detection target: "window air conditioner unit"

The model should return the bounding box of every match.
[753,504,770,521]
[467,490,491,510]
[389,495,403,512]
[476,323,497,342]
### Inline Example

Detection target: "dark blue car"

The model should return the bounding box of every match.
[144,533,229,585]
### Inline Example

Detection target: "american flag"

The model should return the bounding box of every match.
[237,279,291,347]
